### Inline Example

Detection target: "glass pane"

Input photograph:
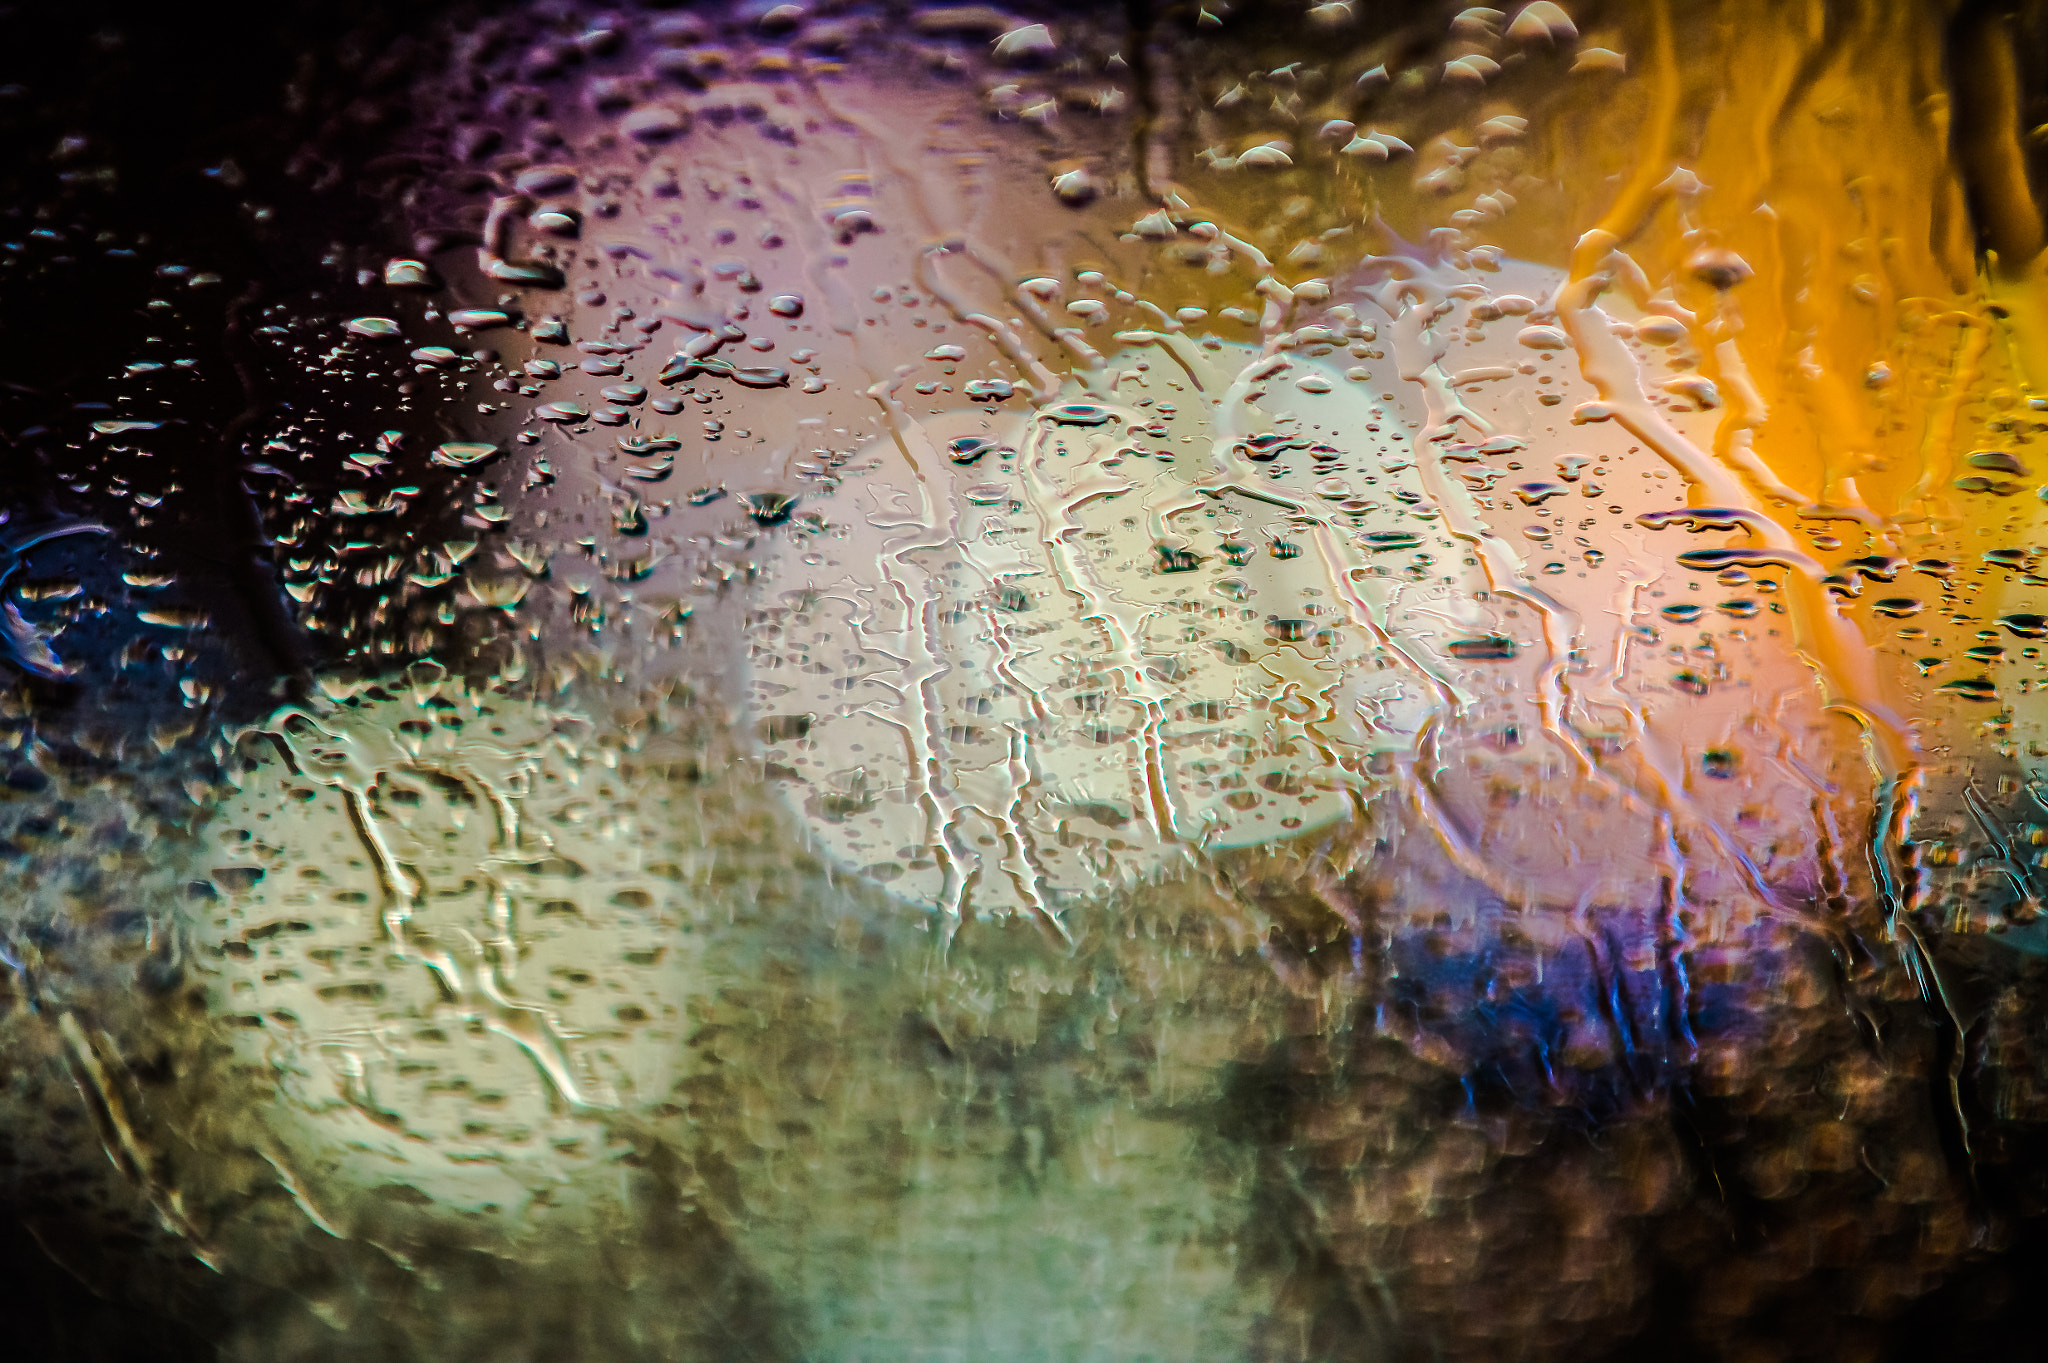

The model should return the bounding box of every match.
[4,2,2048,1359]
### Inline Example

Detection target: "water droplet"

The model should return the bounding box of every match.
[1237,144,1294,169]
[485,259,565,288]
[383,259,438,289]
[1633,315,1687,346]
[1265,618,1312,643]
[1687,247,1753,289]
[992,22,1059,64]
[530,208,580,237]
[431,442,500,470]
[1050,167,1101,206]
[1573,46,1630,75]
[447,308,512,331]
[1507,1,1579,44]
[1938,678,2000,701]
[739,490,797,524]
[1968,450,2027,475]
[621,104,688,142]
[1448,636,1517,661]
[1044,402,1114,427]
[514,165,578,196]
[464,576,531,610]
[1676,548,1800,572]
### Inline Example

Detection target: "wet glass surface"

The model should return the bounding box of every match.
[7,1,2048,1359]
